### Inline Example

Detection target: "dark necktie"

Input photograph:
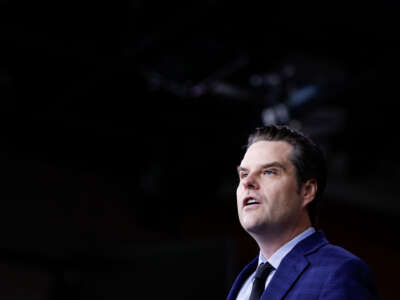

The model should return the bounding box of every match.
[249,262,274,300]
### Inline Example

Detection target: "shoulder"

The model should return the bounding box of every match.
[317,247,379,299]
[301,234,379,299]
[309,242,366,264]
[301,231,372,273]
[315,242,373,275]
[297,230,367,263]
[308,243,377,285]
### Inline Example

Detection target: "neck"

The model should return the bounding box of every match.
[252,221,312,259]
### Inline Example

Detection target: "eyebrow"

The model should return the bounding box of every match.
[237,162,287,174]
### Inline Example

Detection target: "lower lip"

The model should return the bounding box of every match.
[244,204,261,210]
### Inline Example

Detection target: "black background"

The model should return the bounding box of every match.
[1,1,400,299]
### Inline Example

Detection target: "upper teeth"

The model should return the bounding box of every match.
[247,199,257,205]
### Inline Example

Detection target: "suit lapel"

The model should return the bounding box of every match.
[261,230,328,300]
[261,247,308,300]
[227,231,329,300]
[227,257,258,300]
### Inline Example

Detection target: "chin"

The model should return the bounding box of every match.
[242,221,268,235]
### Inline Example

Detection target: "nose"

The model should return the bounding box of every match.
[242,173,259,190]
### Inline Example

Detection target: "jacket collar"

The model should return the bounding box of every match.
[261,230,328,300]
[227,230,328,300]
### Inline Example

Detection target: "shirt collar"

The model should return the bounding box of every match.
[258,227,316,269]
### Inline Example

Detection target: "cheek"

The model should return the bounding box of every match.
[280,186,302,210]
[264,184,292,208]
[262,184,279,201]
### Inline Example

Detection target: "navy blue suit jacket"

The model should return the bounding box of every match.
[227,231,379,299]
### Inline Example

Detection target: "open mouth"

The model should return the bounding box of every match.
[244,197,260,206]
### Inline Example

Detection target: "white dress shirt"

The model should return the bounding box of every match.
[236,227,316,300]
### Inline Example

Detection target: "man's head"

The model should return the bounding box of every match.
[236,125,326,238]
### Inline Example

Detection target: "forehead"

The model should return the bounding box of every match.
[240,140,294,167]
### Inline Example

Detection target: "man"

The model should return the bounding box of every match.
[227,125,379,300]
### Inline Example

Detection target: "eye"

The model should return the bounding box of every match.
[240,172,248,179]
[263,169,276,176]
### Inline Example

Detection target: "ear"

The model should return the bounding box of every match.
[301,179,317,207]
